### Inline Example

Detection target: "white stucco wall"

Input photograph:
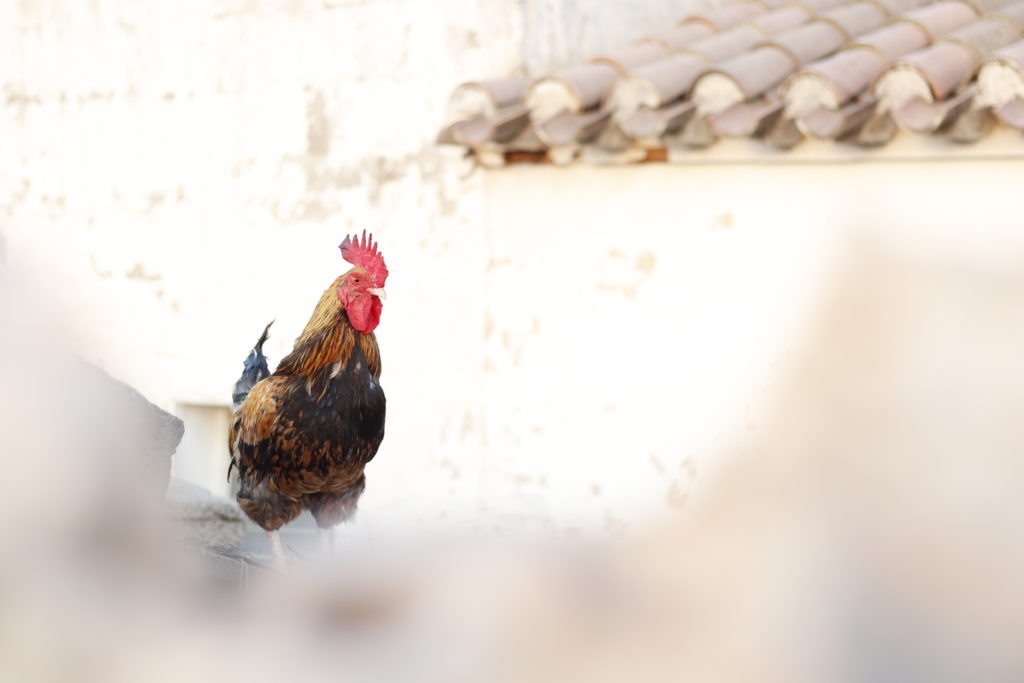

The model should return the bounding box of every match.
[4,1,1024,533]
[473,154,1024,529]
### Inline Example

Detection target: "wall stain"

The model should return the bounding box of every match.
[439,457,460,480]
[460,410,476,439]
[277,148,437,222]
[634,250,656,275]
[599,247,657,299]
[596,281,637,299]
[604,512,627,537]
[290,198,333,222]
[125,263,161,282]
[2,179,31,218]
[275,139,457,223]
[680,457,697,480]
[712,212,734,231]
[41,194,66,219]
[90,254,113,278]
[305,88,331,157]
[366,156,406,204]
[4,85,43,107]
[666,480,688,509]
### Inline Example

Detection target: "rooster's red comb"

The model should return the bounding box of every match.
[339,230,389,286]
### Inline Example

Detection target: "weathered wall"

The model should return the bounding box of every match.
[4,1,1021,533]
[474,158,1024,529]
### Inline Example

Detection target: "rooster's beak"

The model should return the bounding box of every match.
[368,287,387,300]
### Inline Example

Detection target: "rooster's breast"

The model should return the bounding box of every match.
[282,346,385,471]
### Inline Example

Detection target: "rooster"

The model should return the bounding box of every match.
[228,231,388,569]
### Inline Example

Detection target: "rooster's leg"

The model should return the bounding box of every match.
[266,530,287,571]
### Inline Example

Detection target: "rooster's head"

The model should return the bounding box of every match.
[337,230,389,334]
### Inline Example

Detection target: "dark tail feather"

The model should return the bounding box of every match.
[254,320,272,355]
[232,320,274,412]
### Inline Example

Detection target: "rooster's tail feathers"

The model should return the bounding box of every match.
[231,320,274,412]
[254,320,273,354]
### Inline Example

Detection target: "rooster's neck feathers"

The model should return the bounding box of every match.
[296,276,346,344]
[275,276,381,379]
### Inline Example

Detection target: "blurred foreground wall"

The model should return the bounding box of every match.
[3,1,1023,531]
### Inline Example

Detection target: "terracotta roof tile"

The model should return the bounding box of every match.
[996,95,1024,124]
[822,2,892,37]
[977,36,1024,119]
[682,2,767,31]
[685,25,766,62]
[853,22,932,58]
[773,20,852,62]
[652,23,718,51]
[439,0,1024,163]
